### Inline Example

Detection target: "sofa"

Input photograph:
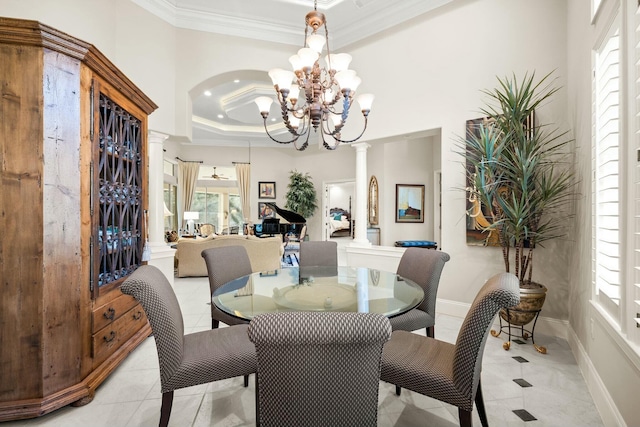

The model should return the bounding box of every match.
[175,234,284,277]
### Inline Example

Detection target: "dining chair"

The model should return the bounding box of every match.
[199,223,215,236]
[380,272,520,427]
[248,311,392,427]
[390,247,450,337]
[299,240,338,277]
[201,245,252,329]
[120,265,256,427]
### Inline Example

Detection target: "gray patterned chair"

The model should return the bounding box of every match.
[380,272,520,427]
[120,265,256,427]
[248,311,392,427]
[390,248,450,337]
[299,240,338,277]
[201,245,253,329]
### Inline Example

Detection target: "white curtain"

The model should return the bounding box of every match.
[178,160,200,230]
[235,162,251,225]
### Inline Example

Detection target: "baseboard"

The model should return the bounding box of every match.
[567,326,626,427]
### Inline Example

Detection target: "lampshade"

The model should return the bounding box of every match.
[357,93,375,112]
[255,96,274,114]
[268,68,295,91]
[184,211,199,220]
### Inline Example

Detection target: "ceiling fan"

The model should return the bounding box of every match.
[211,167,229,180]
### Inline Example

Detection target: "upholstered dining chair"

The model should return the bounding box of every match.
[248,311,392,427]
[199,223,215,237]
[299,240,338,277]
[201,245,252,329]
[120,265,256,427]
[380,272,520,427]
[390,248,450,337]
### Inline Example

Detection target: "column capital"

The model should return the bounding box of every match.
[351,142,371,152]
[148,130,169,145]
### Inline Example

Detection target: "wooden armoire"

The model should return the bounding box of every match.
[0,17,157,420]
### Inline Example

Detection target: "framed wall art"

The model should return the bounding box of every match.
[259,181,276,199]
[395,184,424,223]
[368,175,379,225]
[258,202,276,219]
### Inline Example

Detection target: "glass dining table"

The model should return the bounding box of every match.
[212,265,424,321]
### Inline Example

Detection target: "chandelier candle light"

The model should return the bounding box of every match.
[255,0,374,151]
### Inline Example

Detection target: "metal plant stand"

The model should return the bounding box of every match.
[490,307,547,354]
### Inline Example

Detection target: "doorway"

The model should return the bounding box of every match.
[323,180,355,243]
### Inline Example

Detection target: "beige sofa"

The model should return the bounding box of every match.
[175,234,284,277]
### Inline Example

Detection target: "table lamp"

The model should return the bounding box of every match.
[184,211,199,235]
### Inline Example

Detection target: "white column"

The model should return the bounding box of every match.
[147,130,176,285]
[350,142,371,247]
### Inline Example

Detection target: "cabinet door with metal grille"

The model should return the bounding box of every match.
[92,83,147,296]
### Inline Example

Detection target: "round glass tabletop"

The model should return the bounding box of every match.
[212,266,424,321]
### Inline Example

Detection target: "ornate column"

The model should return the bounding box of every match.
[350,142,371,247]
[147,130,176,285]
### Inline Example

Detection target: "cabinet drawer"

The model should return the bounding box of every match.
[92,305,148,367]
[92,293,139,333]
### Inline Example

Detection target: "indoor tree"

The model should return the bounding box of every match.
[462,71,577,286]
[285,170,318,219]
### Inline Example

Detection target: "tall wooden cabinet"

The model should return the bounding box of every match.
[0,18,157,421]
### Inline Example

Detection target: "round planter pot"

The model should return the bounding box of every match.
[499,281,547,326]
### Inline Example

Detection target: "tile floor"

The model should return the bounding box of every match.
[4,271,604,427]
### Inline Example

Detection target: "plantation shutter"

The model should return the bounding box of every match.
[593,20,621,323]
[632,2,640,341]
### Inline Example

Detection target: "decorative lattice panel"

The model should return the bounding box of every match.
[97,93,143,288]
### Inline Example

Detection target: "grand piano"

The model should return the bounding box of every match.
[258,202,306,237]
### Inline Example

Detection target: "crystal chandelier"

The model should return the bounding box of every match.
[254,0,374,151]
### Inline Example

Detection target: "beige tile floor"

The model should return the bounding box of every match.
[3,272,604,427]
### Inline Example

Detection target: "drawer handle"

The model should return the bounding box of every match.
[103,331,116,343]
[103,308,116,321]
[132,311,143,320]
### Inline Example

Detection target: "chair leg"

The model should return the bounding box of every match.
[475,379,489,427]
[426,325,435,338]
[212,319,219,329]
[255,374,260,427]
[395,385,402,396]
[458,408,472,427]
[159,391,174,427]
[244,374,249,387]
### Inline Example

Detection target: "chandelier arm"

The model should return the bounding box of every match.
[293,126,311,151]
[327,116,369,144]
[320,131,341,150]
[261,118,301,145]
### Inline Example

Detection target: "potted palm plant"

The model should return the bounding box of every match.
[285,170,318,219]
[461,71,577,351]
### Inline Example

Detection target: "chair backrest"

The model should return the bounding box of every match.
[299,240,338,268]
[120,265,185,388]
[452,272,520,401]
[201,245,253,293]
[396,248,450,314]
[248,311,391,427]
[298,224,307,241]
[199,223,215,236]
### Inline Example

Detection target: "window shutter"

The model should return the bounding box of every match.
[594,22,621,322]
[632,2,640,341]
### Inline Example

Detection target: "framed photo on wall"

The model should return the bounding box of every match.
[259,202,276,219]
[395,184,425,223]
[259,181,276,199]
